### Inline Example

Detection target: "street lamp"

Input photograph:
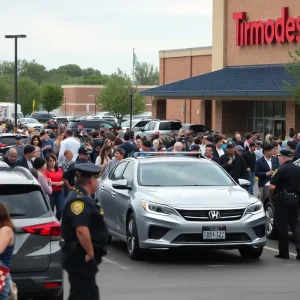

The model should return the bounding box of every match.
[5,34,27,127]
[89,93,98,115]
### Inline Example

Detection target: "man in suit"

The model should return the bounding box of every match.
[15,145,35,169]
[255,143,279,200]
[219,141,248,184]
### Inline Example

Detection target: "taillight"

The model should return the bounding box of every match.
[22,221,61,237]
[43,282,61,289]
[0,144,6,148]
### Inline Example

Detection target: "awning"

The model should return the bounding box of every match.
[140,64,296,98]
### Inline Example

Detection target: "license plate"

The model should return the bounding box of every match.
[202,226,226,240]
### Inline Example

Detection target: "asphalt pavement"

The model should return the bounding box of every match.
[63,237,299,300]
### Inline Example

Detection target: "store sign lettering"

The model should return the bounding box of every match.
[233,7,300,46]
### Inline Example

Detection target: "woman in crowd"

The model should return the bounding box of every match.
[0,202,15,299]
[96,145,112,169]
[45,154,65,221]
[33,157,52,201]
[33,146,42,160]
[30,135,43,157]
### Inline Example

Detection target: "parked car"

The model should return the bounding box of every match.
[121,119,152,133]
[19,118,44,130]
[134,120,182,138]
[182,124,211,136]
[54,117,69,125]
[263,158,300,239]
[0,134,29,155]
[67,118,115,132]
[30,112,57,123]
[96,153,266,260]
[0,165,63,299]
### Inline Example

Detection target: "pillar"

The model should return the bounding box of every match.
[211,100,222,131]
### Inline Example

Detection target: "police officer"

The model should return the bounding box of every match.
[61,163,109,299]
[269,149,300,260]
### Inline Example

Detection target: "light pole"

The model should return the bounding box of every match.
[89,93,98,115]
[64,97,67,116]
[5,34,26,127]
[129,88,133,129]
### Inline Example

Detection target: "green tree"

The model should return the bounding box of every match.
[134,62,159,85]
[98,71,145,124]
[57,64,83,77]
[40,83,64,113]
[18,77,41,115]
[0,76,13,102]
[21,60,47,84]
[284,48,300,104]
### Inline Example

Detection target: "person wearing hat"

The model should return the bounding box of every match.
[15,145,35,169]
[269,149,300,260]
[60,163,108,300]
[219,141,248,184]
[63,145,92,193]
[11,134,25,159]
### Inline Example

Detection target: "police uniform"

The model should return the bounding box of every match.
[270,149,300,259]
[61,163,109,300]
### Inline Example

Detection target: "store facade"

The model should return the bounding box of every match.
[142,0,300,137]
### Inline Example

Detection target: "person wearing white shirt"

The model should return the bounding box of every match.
[58,129,80,166]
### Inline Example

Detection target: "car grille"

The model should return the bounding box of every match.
[176,209,245,222]
[172,233,251,244]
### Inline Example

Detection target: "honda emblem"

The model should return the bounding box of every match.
[208,211,220,220]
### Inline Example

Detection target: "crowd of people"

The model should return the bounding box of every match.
[2,119,300,214]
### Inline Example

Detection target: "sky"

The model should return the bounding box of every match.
[1,0,212,74]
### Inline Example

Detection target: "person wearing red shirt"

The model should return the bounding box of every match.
[45,154,65,221]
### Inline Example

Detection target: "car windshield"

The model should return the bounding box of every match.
[25,118,38,123]
[0,136,29,146]
[121,120,139,127]
[159,122,182,131]
[138,161,235,186]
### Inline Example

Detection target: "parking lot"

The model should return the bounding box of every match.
[63,237,299,300]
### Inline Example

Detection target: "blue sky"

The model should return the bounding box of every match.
[1,0,212,74]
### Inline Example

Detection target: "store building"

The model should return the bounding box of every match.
[142,0,300,137]
[59,85,156,117]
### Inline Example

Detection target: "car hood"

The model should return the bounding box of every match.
[138,186,257,209]
[27,123,43,127]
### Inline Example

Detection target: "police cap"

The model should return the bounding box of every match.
[280,149,293,157]
[75,163,101,178]
[78,145,93,155]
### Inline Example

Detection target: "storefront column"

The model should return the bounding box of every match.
[199,100,206,124]
[286,101,296,137]
[212,100,222,131]
[152,99,158,119]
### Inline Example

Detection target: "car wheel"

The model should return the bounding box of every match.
[239,246,264,259]
[265,202,278,240]
[126,214,143,260]
[107,234,112,244]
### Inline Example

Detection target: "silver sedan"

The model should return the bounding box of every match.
[96,155,266,260]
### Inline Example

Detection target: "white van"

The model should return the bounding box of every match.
[0,103,24,122]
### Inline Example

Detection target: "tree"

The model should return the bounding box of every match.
[20,60,47,84]
[57,64,83,78]
[134,62,159,85]
[284,48,300,104]
[40,83,64,113]
[98,71,146,124]
[18,77,41,115]
[0,76,13,102]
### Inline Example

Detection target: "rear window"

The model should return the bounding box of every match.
[0,185,49,219]
[189,125,209,132]
[0,137,29,146]
[68,120,113,129]
[159,122,182,131]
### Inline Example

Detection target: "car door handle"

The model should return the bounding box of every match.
[100,186,104,191]
[111,191,115,196]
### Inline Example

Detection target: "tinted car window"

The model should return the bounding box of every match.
[190,125,209,132]
[68,120,113,130]
[109,162,128,180]
[0,185,49,218]
[0,136,29,146]
[138,161,234,186]
[159,122,182,131]
[122,162,135,183]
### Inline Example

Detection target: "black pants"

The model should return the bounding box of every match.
[62,254,99,300]
[275,195,300,256]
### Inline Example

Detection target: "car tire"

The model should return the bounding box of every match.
[126,214,143,260]
[265,202,278,240]
[107,234,112,244]
[239,246,264,259]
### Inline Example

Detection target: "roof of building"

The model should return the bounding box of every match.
[141,64,296,98]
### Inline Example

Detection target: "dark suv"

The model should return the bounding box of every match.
[67,119,115,132]
[31,112,57,123]
[0,134,29,155]
[0,165,63,299]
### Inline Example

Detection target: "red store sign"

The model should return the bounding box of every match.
[233,7,300,46]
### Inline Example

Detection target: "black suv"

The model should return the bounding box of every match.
[31,112,57,123]
[182,124,211,136]
[67,119,115,132]
[0,134,29,155]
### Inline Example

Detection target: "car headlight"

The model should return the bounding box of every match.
[245,201,263,215]
[141,201,178,216]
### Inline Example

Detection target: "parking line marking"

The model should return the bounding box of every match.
[206,265,225,267]
[264,246,296,257]
[102,257,130,270]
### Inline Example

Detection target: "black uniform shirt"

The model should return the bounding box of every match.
[61,185,108,245]
[63,158,90,187]
[270,160,300,191]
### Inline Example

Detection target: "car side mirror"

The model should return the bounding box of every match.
[112,179,131,190]
[139,127,144,131]
[238,179,251,187]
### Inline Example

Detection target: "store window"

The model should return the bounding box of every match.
[247,101,286,138]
